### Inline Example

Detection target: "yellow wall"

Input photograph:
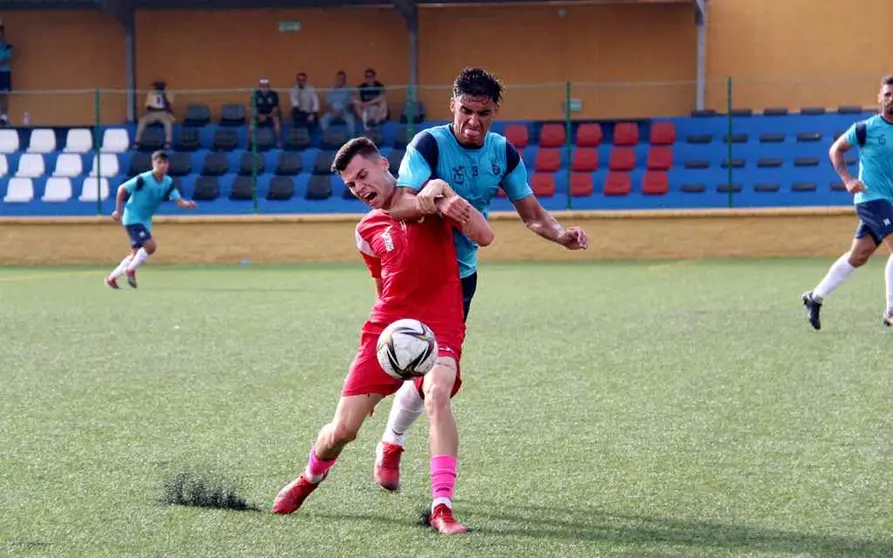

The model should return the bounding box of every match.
[2,1,890,125]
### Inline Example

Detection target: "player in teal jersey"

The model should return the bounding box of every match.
[105,151,197,289]
[371,67,589,491]
[803,76,893,328]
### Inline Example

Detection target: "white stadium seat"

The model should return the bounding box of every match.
[15,153,45,178]
[79,177,109,202]
[101,128,130,153]
[27,128,56,153]
[0,154,8,178]
[53,153,83,178]
[4,177,34,203]
[89,153,119,178]
[64,129,93,153]
[42,177,73,202]
[0,129,19,153]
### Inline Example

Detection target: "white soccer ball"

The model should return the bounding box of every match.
[376,319,439,381]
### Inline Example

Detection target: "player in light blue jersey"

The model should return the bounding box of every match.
[371,67,589,491]
[803,76,893,328]
[105,151,196,289]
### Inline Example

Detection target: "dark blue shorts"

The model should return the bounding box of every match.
[855,199,893,245]
[461,272,478,322]
[0,72,10,93]
[124,224,151,249]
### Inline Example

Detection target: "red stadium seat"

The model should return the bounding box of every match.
[646,147,673,171]
[575,123,603,147]
[649,122,677,145]
[531,173,556,197]
[613,122,639,146]
[609,147,636,171]
[534,148,562,172]
[642,170,669,195]
[505,124,529,148]
[539,123,566,148]
[571,149,598,172]
[570,172,594,197]
[604,172,631,196]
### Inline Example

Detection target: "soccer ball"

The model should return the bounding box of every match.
[376,319,439,380]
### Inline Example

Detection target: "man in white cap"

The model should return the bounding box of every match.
[252,77,282,147]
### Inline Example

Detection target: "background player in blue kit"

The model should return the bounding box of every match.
[803,76,893,329]
[106,150,197,289]
[371,67,590,491]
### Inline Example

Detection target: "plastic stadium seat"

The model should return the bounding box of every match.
[53,153,83,178]
[831,181,846,192]
[88,154,119,177]
[757,158,783,168]
[322,128,349,150]
[642,171,669,196]
[394,126,412,149]
[730,108,753,117]
[649,122,676,146]
[534,149,562,172]
[387,150,404,176]
[763,108,789,116]
[27,129,56,153]
[608,147,635,171]
[721,158,745,169]
[604,172,631,196]
[127,152,151,176]
[168,152,192,177]
[400,100,426,124]
[15,153,45,178]
[252,127,276,151]
[138,127,166,152]
[184,104,212,127]
[285,127,311,151]
[686,134,713,144]
[267,176,295,200]
[530,173,556,197]
[797,132,821,142]
[79,177,110,202]
[229,176,255,200]
[837,105,862,115]
[681,183,706,193]
[613,122,639,146]
[760,133,785,143]
[175,128,201,152]
[239,152,265,176]
[0,154,7,177]
[213,128,239,151]
[64,129,93,153]
[691,109,717,117]
[754,183,780,193]
[220,104,246,126]
[575,123,603,147]
[102,129,130,153]
[201,152,229,176]
[717,183,743,193]
[313,152,335,175]
[538,124,565,148]
[192,176,220,200]
[792,182,817,192]
[571,149,598,172]
[570,172,593,197]
[723,133,748,144]
[800,107,826,115]
[684,160,710,170]
[361,127,383,146]
[504,124,529,148]
[307,175,332,200]
[4,177,33,202]
[646,147,673,171]
[274,152,302,176]
[0,129,19,153]
[42,177,72,202]
[794,157,819,167]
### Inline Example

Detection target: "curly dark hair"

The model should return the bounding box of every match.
[452,67,504,104]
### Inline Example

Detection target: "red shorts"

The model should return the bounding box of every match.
[342,321,463,399]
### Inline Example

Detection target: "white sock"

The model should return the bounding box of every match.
[813,253,857,302]
[432,497,452,512]
[382,382,425,446]
[126,248,150,271]
[109,255,133,280]
[885,255,893,314]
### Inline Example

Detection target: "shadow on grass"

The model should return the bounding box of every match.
[315,500,889,557]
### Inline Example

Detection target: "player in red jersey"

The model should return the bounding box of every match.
[272,137,492,534]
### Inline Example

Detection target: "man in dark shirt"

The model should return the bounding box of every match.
[253,77,281,147]
[353,68,389,130]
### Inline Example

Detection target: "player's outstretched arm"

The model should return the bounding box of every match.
[437,195,494,247]
[829,135,864,194]
[175,198,197,210]
[511,195,588,250]
[111,183,131,221]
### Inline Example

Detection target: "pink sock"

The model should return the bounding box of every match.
[430,454,458,508]
[305,447,337,483]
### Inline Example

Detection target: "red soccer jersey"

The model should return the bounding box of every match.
[355,210,465,345]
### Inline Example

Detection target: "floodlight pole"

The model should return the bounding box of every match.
[694,0,708,110]
[393,0,419,129]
